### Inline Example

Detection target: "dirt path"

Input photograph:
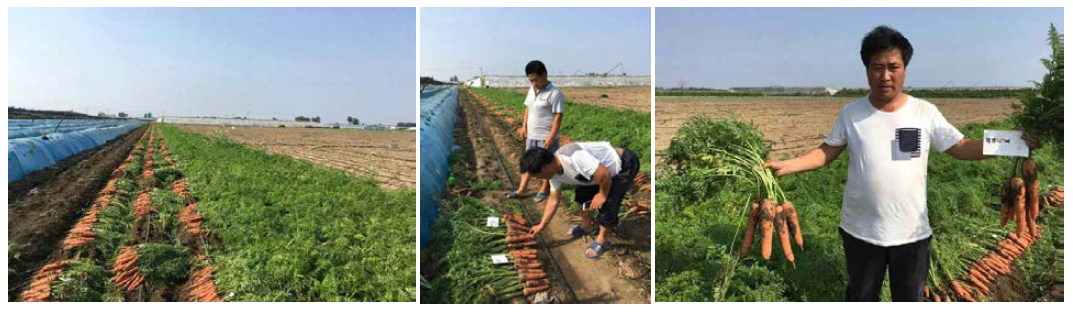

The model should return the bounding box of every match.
[457,89,649,304]
[7,125,147,299]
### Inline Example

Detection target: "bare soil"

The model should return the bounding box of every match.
[178,125,415,190]
[656,96,1016,162]
[507,86,651,113]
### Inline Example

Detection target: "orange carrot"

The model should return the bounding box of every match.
[505,235,534,244]
[740,202,760,255]
[523,284,549,295]
[784,201,804,249]
[1023,159,1040,238]
[775,203,795,266]
[760,199,776,260]
[1011,178,1027,239]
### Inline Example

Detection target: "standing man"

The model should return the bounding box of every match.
[762,26,1029,302]
[508,60,565,203]
[520,142,640,258]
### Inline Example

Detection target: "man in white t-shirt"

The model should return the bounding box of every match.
[518,142,640,258]
[509,60,565,203]
[763,26,1033,302]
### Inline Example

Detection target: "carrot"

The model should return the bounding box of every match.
[1000,181,1011,226]
[924,285,931,298]
[950,280,975,302]
[523,284,549,295]
[1010,178,1028,239]
[505,235,534,244]
[784,201,803,249]
[740,202,760,255]
[1023,159,1040,238]
[760,199,776,260]
[775,203,794,266]
[522,272,546,281]
[968,274,990,294]
[525,279,549,288]
[508,241,539,248]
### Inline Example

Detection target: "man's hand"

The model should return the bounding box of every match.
[591,192,607,210]
[517,127,527,138]
[543,139,552,149]
[762,159,794,177]
[528,223,546,235]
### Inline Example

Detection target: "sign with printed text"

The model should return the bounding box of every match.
[490,254,509,265]
[486,217,499,228]
[983,130,1029,157]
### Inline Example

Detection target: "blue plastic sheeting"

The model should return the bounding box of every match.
[8,119,143,139]
[8,123,144,183]
[419,86,459,249]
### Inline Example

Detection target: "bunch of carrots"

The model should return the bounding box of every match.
[740,198,803,267]
[134,191,155,216]
[179,203,205,236]
[110,246,145,292]
[1042,186,1063,207]
[20,260,71,302]
[185,256,223,302]
[1000,158,1042,240]
[503,213,550,296]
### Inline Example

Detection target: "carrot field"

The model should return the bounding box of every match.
[10,124,415,302]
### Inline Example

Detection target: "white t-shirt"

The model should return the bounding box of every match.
[524,82,565,140]
[549,142,621,191]
[824,96,964,247]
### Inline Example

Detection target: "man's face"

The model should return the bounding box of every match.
[866,48,906,102]
[532,162,557,179]
[527,73,548,90]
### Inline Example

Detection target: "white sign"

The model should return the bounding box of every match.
[486,217,500,228]
[983,130,1029,157]
[490,254,509,265]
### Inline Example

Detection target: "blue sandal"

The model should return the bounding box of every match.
[505,191,525,199]
[586,241,612,258]
[567,224,598,237]
[533,192,548,203]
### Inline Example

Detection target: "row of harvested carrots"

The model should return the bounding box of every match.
[503,214,551,297]
[927,158,1061,302]
[158,134,223,301]
[927,232,1037,302]
[20,127,156,301]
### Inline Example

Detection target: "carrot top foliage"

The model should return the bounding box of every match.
[157,124,416,302]
[1012,24,1064,146]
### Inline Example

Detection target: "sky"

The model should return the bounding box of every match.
[8,7,416,124]
[656,7,1064,89]
[421,7,651,81]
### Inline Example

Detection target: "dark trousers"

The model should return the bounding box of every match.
[840,228,930,302]
[574,148,640,228]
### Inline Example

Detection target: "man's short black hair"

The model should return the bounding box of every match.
[519,147,555,174]
[525,60,548,76]
[860,25,913,67]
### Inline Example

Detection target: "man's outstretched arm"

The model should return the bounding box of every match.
[763,143,845,177]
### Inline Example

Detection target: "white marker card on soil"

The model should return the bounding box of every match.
[486,217,500,227]
[490,254,509,265]
[983,130,1029,157]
